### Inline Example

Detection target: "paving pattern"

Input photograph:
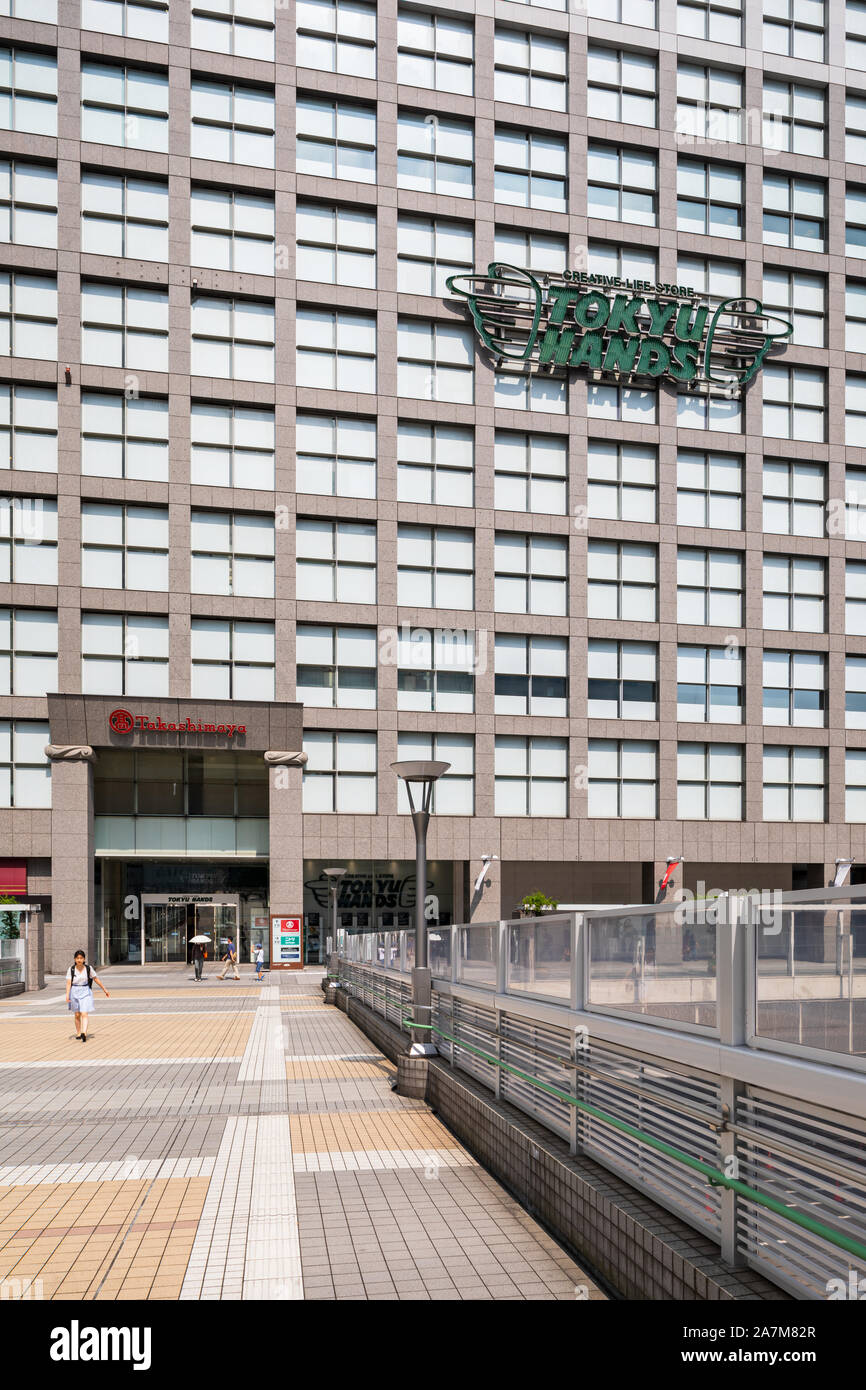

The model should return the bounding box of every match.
[0,966,605,1301]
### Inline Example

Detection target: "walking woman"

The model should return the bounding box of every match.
[65,950,110,1042]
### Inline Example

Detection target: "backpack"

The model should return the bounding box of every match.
[70,963,93,988]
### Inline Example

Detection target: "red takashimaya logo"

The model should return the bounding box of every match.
[109,708,246,738]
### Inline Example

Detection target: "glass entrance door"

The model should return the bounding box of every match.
[144,903,188,963]
[195,903,238,962]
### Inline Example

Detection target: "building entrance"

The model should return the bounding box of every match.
[140,894,239,964]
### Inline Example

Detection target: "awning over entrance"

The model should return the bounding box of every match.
[0,860,26,894]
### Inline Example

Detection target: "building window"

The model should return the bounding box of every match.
[190,511,274,598]
[190,402,274,491]
[677,159,743,239]
[494,128,566,212]
[191,187,275,276]
[676,63,743,143]
[846,279,866,351]
[763,0,824,61]
[0,160,56,249]
[589,0,654,22]
[397,733,474,814]
[2,0,56,18]
[81,282,169,371]
[588,441,656,522]
[763,365,825,442]
[763,79,825,156]
[763,174,825,251]
[494,533,567,616]
[587,145,657,225]
[677,451,742,529]
[587,541,657,621]
[297,413,376,499]
[398,8,472,95]
[762,459,824,537]
[764,555,825,632]
[397,319,474,404]
[297,97,376,183]
[296,624,377,710]
[848,0,866,67]
[296,519,377,605]
[495,431,567,515]
[81,612,168,696]
[0,272,57,360]
[296,308,376,394]
[677,644,743,723]
[191,295,275,383]
[678,253,743,305]
[496,29,567,112]
[587,640,657,720]
[589,241,658,285]
[588,740,657,819]
[495,635,567,717]
[587,47,655,125]
[761,268,824,349]
[846,751,866,821]
[677,547,743,627]
[81,503,169,592]
[82,393,169,483]
[847,561,866,634]
[763,747,825,822]
[846,465,866,539]
[397,627,476,713]
[847,93,866,162]
[398,525,474,610]
[0,47,57,136]
[677,0,742,43]
[677,743,743,820]
[0,608,57,695]
[397,215,472,297]
[191,618,275,700]
[495,736,568,818]
[0,384,57,473]
[398,111,473,199]
[588,382,657,423]
[846,374,866,446]
[297,202,376,289]
[397,421,473,507]
[0,720,50,807]
[191,78,274,167]
[302,730,377,814]
[83,0,168,40]
[81,62,168,151]
[845,655,866,728]
[81,172,168,261]
[847,185,866,259]
[192,0,275,59]
[763,650,825,728]
[494,371,566,414]
[495,226,566,274]
[0,497,57,584]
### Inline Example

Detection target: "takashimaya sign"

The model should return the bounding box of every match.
[446,263,792,389]
[109,708,247,737]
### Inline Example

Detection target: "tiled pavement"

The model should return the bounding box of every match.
[0,967,606,1301]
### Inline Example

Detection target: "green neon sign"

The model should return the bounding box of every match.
[446,263,792,389]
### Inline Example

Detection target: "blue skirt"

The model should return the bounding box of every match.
[68,985,95,1013]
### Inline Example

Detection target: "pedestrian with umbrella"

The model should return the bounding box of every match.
[190,933,210,982]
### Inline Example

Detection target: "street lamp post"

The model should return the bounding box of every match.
[391,759,450,1055]
[322,866,346,967]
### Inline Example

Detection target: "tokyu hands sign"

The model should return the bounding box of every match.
[446,263,792,389]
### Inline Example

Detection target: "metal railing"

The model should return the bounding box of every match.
[337,885,866,1300]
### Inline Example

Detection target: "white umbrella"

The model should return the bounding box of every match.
[190,934,211,943]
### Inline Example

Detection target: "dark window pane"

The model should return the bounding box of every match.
[677,682,706,706]
[237,783,268,815]
[94,779,135,814]
[495,673,529,698]
[793,688,823,710]
[297,664,334,690]
[622,679,656,704]
[763,687,789,709]
[846,691,866,712]
[338,666,376,691]
[531,674,567,699]
[588,678,619,702]
[398,669,433,693]
[710,684,742,706]
[436,670,474,694]
[137,780,184,814]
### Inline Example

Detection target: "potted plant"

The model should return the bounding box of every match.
[517,891,559,918]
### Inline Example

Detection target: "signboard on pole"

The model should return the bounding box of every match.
[270,914,303,970]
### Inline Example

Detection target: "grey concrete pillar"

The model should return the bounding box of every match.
[264,751,307,962]
[26,910,44,992]
[45,746,97,973]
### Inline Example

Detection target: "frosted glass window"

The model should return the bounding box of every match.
[0,719,50,807]
[397,111,473,199]
[191,187,275,276]
[588,441,656,522]
[296,309,376,394]
[298,0,376,79]
[495,432,567,515]
[398,525,474,611]
[495,736,567,817]
[397,626,476,713]
[0,273,58,361]
[81,62,168,151]
[0,384,57,473]
[587,641,657,720]
[397,319,473,404]
[677,644,743,724]
[302,730,377,813]
[397,215,472,297]
[588,144,657,226]
[81,392,168,482]
[398,9,473,94]
[297,519,377,605]
[496,29,567,112]
[192,0,275,59]
[494,533,567,616]
[297,413,376,499]
[677,0,742,43]
[296,623,377,710]
[677,743,743,820]
[297,97,376,183]
[676,64,743,144]
[190,619,274,699]
[763,746,825,822]
[765,556,826,632]
[81,612,168,695]
[762,650,825,727]
[190,510,274,597]
[81,503,169,591]
[588,740,657,819]
[763,173,825,252]
[762,459,824,537]
[0,160,57,249]
[0,48,57,136]
[191,79,274,167]
[190,403,274,491]
[397,421,473,507]
[587,542,657,621]
[0,497,57,584]
[587,47,655,126]
[762,268,824,349]
[191,296,275,383]
[397,732,474,814]
[297,203,376,289]
[677,547,743,627]
[494,128,567,212]
[0,607,58,695]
